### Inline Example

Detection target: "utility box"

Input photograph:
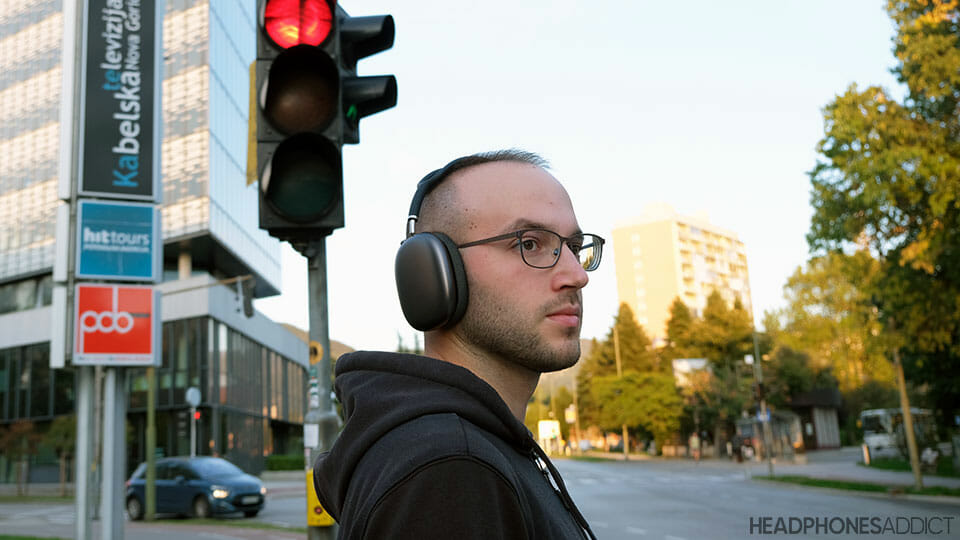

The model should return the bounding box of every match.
[306,470,335,527]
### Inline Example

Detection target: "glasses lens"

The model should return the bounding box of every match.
[578,234,603,271]
[519,229,562,268]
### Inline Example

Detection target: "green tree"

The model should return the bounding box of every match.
[576,304,658,428]
[588,371,683,451]
[44,415,76,497]
[690,291,753,371]
[660,297,695,363]
[807,0,959,425]
[0,420,42,496]
[766,251,894,392]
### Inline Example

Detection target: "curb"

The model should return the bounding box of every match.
[752,477,960,506]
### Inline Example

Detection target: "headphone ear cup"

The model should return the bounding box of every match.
[395,232,469,331]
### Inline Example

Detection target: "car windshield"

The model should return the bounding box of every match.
[861,416,886,433]
[191,458,244,477]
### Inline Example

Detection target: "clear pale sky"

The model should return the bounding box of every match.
[255,0,903,352]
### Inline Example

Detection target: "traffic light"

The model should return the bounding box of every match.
[753,382,766,401]
[237,277,256,318]
[255,0,396,242]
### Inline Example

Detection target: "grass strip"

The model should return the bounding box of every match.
[0,495,72,504]
[0,536,66,540]
[756,475,960,497]
[144,517,307,534]
[568,455,618,463]
[859,457,959,478]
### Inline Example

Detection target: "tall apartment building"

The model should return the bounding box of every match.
[0,0,308,478]
[612,203,752,345]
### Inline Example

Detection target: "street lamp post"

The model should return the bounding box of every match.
[751,332,774,477]
[613,325,629,461]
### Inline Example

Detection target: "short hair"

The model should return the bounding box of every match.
[416,149,550,238]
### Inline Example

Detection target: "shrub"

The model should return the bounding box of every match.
[265,454,304,471]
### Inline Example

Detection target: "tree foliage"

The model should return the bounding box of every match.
[660,292,760,447]
[807,0,960,423]
[661,298,695,362]
[765,251,894,392]
[44,415,76,497]
[587,371,682,449]
[577,304,659,427]
[0,420,41,496]
[575,304,683,447]
[688,291,754,371]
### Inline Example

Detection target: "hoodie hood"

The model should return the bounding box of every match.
[313,351,536,521]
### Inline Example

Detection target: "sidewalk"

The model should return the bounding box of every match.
[565,446,960,490]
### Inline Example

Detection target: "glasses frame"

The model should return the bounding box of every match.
[457,228,605,271]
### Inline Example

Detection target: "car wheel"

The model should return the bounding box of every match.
[192,496,211,519]
[243,510,259,518]
[126,497,144,521]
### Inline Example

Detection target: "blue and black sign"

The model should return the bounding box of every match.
[79,0,162,201]
[76,200,161,281]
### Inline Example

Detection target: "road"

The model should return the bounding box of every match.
[1,457,957,539]
[556,458,958,539]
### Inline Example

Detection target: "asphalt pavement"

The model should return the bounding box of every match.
[2,446,958,539]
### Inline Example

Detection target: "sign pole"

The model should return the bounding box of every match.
[75,366,95,540]
[100,367,126,540]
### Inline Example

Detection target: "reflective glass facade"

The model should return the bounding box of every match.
[0,0,281,288]
[0,1,301,479]
[0,316,307,479]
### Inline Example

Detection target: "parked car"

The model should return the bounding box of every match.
[125,456,266,520]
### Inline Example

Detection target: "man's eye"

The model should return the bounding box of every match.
[520,238,540,251]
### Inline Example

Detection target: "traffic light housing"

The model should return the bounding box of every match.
[255,0,396,242]
[753,382,766,402]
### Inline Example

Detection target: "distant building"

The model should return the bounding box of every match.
[671,358,709,389]
[612,203,753,345]
[0,1,306,478]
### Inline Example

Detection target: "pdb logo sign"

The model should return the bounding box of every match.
[74,284,159,366]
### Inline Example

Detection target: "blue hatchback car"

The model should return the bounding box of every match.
[125,456,266,520]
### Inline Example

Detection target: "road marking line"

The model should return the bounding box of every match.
[665,536,686,540]
[198,533,243,540]
[626,526,647,534]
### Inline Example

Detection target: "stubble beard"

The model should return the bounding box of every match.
[458,286,583,373]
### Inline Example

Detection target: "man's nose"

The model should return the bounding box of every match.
[554,244,589,289]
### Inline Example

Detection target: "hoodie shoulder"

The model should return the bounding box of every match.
[339,412,528,534]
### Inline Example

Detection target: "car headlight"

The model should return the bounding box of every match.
[211,486,230,499]
[260,486,267,496]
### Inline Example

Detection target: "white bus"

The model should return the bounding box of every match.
[860,408,935,458]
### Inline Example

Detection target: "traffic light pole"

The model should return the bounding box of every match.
[302,238,340,540]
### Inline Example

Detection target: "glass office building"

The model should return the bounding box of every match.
[0,1,308,479]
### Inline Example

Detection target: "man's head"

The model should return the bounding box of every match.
[404,150,596,373]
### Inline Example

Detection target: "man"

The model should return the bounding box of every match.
[313,150,601,539]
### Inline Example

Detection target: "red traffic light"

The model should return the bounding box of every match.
[264,0,334,48]
[194,411,201,420]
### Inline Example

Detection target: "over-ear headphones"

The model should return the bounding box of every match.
[395,164,470,332]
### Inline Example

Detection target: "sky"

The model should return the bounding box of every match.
[255,0,904,353]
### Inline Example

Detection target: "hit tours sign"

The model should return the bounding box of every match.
[79,0,161,201]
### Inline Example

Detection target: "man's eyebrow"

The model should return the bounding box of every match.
[501,219,583,236]
[503,218,549,232]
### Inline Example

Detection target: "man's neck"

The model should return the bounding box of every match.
[425,334,540,422]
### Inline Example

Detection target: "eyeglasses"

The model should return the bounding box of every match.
[458,228,605,271]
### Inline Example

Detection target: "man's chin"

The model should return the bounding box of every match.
[537,340,581,373]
